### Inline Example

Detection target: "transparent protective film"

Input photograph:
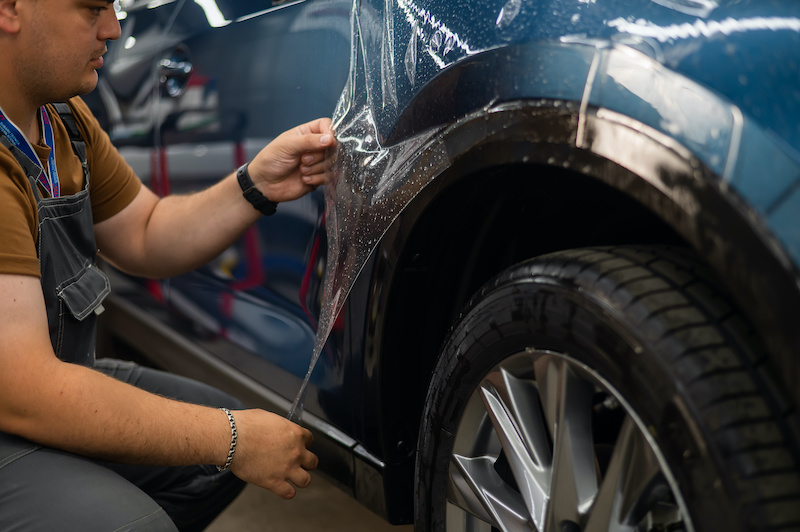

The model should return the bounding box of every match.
[287,0,457,420]
[285,0,800,423]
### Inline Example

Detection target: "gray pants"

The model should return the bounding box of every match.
[0,359,246,531]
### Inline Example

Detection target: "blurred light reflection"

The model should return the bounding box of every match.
[608,16,800,43]
[194,0,232,27]
[147,0,175,9]
[397,0,476,60]
[649,0,717,17]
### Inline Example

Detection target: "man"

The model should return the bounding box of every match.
[0,0,334,529]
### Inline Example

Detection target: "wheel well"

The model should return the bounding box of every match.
[372,161,686,520]
[358,104,800,523]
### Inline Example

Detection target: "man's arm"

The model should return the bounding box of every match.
[0,274,318,498]
[94,118,335,278]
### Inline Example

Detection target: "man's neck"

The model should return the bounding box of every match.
[0,91,43,145]
[9,107,42,146]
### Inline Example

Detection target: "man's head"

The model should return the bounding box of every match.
[0,0,121,108]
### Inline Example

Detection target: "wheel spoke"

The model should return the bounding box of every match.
[588,415,669,532]
[450,454,532,532]
[485,367,553,474]
[616,420,667,525]
[534,355,599,527]
[448,457,496,524]
[480,368,552,529]
[587,413,671,532]
[584,416,638,532]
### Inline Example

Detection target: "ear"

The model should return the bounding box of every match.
[0,0,21,35]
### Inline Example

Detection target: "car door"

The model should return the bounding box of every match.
[93,0,352,415]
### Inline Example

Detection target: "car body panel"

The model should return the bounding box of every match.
[348,0,800,254]
[328,0,800,415]
[93,0,800,524]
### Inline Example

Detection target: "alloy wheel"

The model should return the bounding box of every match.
[446,350,691,532]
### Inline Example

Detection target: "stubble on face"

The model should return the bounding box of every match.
[12,0,102,107]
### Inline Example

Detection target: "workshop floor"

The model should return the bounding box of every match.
[207,473,414,531]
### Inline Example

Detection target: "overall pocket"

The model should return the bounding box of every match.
[57,263,110,321]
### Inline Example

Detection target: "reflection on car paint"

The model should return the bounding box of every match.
[106,0,800,429]
[194,0,231,27]
[607,14,800,42]
[496,0,523,30]
[94,0,800,521]
[649,0,718,18]
[287,0,800,420]
[290,0,455,418]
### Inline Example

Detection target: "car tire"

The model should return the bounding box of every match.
[414,246,800,532]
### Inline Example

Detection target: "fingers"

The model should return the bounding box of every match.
[297,117,334,136]
[300,153,324,175]
[289,468,313,489]
[300,423,313,442]
[302,446,318,470]
[301,152,323,167]
[247,119,335,202]
[272,441,316,499]
[274,481,297,500]
[287,130,335,156]
[300,149,335,186]
[300,160,331,179]
[289,118,336,155]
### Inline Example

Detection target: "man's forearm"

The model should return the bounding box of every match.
[1,358,231,467]
[97,172,260,279]
[139,172,260,278]
[1,357,318,497]
[0,273,318,497]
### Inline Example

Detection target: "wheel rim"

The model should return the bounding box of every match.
[446,349,693,532]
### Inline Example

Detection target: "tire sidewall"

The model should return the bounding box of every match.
[415,275,740,531]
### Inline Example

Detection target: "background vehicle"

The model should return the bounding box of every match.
[90,0,800,530]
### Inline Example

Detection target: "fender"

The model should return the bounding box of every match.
[343,34,800,388]
[351,100,800,522]
[317,2,800,520]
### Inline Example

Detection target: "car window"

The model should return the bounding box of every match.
[118,0,306,22]
[209,0,301,21]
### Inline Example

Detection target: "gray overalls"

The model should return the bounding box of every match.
[0,103,244,531]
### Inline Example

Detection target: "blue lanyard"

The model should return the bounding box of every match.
[0,106,60,197]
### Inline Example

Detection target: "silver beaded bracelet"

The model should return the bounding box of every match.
[217,408,238,472]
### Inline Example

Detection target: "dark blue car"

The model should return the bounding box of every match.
[89,0,800,530]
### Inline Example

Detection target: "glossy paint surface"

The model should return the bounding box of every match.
[343,0,800,258]
[95,0,800,517]
[318,0,800,431]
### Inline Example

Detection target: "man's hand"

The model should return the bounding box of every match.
[248,118,336,203]
[228,409,318,499]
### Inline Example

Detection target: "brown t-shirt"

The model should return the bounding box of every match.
[0,96,141,278]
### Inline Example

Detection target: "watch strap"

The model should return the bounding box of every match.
[237,163,277,216]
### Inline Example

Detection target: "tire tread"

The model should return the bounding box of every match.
[502,246,799,530]
[417,245,799,532]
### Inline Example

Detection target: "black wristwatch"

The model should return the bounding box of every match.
[237,163,278,216]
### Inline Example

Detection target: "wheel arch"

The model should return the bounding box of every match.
[358,101,800,522]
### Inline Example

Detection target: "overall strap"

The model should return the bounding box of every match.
[0,135,45,201]
[51,102,89,183]
[0,102,90,197]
